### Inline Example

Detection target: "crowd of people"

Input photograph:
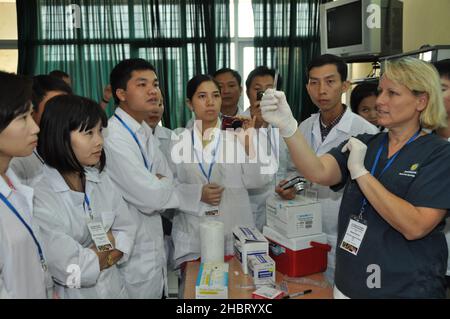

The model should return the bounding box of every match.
[0,54,449,299]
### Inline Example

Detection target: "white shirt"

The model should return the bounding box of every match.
[104,107,180,298]
[294,107,379,284]
[170,123,274,267]
[0,169,49,298]
[32,166,136,299]
[153,125,176,174]
[9,150,44,185]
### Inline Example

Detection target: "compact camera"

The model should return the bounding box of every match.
[221,115,243,130]
[281,176,306,192]
[256,90,265,101]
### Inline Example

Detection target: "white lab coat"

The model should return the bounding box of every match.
[32,165,136,299]
[9,150,44,185]
[154,125,176,174]
[170,124,274,267]
[0,168,50,299]
[104,107,182,298]
[294,107,379,284]
[241,109,291,231]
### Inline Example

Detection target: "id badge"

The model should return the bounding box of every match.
[340,215,367,256]
[87,220,113,252]
[205,205,220,216]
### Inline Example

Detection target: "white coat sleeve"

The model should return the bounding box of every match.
[0,231,12,298]
[173,179,204,216]
[33,193,100,288]
[104,133,179,215]
[108,180,137,265]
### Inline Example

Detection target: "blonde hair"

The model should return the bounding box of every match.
[384,57,447,130]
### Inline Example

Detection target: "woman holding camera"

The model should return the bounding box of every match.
[170,74,274,270]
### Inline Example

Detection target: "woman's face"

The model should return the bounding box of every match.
[70,121,104,167]
[357,95,378,126]
[188,81,221,123]
[376,75,427,129]
[0,105,39,158]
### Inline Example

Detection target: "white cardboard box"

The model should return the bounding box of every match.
[195,262,229,299]
[233,226,268,274]
[248,254,276,287]
[266,194,322,238]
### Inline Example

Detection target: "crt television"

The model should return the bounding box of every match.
[320,0,403,59]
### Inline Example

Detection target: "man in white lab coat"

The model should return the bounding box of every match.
[276,54,378,285]
[241,66,291,231]
[104,59,191,298]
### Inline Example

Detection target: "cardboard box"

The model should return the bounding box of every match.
[266,194,322,238]
[248,254,276,287]
[252,286,284,299]
[263,226,330,277]
[233,226,268,274]
[195,262,229,299]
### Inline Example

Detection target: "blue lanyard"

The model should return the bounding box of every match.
[83,193,94,220]
[114,114,152,171]
[191,129,221,182]
[0,192,47,271]
[359,129,421,217]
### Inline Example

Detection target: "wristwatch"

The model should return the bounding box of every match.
[106,253,114,267]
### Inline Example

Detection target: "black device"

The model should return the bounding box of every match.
[221,115,243,130]
[256,90,265,101]
[281,176,306,191]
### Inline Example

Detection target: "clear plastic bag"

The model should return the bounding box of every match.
[283,276,330,288]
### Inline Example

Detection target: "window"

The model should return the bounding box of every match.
[230,0,255,111]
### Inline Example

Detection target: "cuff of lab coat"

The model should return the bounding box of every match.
[175,184,203,216]
[80,248,101,287]
[113,232,134,264]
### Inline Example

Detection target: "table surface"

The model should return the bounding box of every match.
[183,257,333,299]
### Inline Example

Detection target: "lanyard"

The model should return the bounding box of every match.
[191,130,221,182]
[0,192,47,271]
[359,129,421,217]
[83,193,94,220]
[114,114,152,171]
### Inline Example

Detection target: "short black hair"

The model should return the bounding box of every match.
[37,94,108,174]
[433,59,450,80]
[213,68,242,86]
[0,71,32,132]
[186,74,220,101]
[245,66,282,90]
[350,82,379,113]
[32,75,73,111]
[110,58,157,105]
[307,54,348,82]
[49,70,70,79]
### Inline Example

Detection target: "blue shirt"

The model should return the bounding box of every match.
[329,132,450,298]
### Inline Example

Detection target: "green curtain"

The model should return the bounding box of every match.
[16,0,230,128]
[251,0,327,121]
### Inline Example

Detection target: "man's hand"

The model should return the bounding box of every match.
[275,179,297,200]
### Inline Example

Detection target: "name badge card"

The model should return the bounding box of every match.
[87,221,113,252]
[340,216,367,256]
[205,205,220,216]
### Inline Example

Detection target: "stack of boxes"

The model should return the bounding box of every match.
[264,194,330,277]
[232,226,275,287]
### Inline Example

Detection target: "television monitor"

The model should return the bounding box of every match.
[320,0,403,60]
